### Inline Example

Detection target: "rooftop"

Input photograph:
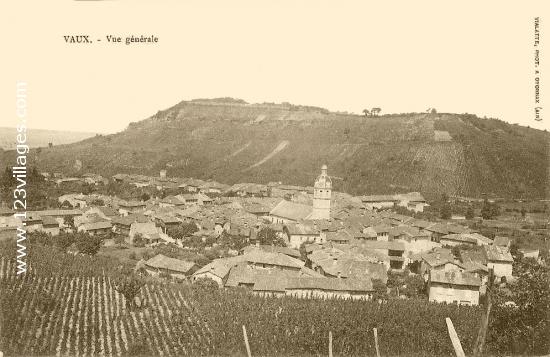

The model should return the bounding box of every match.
[145,254,196,273]
[270,200,313,221]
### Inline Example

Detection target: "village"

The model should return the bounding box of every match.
[1,165,546,307]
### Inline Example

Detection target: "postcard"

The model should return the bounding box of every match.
[0,1,548,356]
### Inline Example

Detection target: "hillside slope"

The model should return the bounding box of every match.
[3,98,548,199]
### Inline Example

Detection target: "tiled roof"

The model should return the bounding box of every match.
[244,250,304,269]
[462,261,489,274]
[493,236,511,247]
[410,219,433,229]
[484,245,513,262]
[29,209,82,217]
[422,254,460,268]
[98,206,119,217]
[193,256,244,279]
[270,200,313,221]
[440,234,477,244]
[155,215,181,224]
[81,221,112,231]
[130,222,159,236]
[425,223,450,235]
[352,240,405,251]
[145,254,196,273]
[460,249,487,266]
[242,245,301,259]
[326,230,353,242]
[469,233,493,245]
[372,224,391,233]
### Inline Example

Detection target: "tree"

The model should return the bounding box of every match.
[372,279,387,300]
[63,215,75,231]
[114,235,126,248]
[407,260,422,274]
[520,207,527,218]
[115,272,145,310]
[466,206,475,219]
[440,203,452,220]
[371,107,381,116]
[193,277,219,291]
[401,274,426,299]
[481,199,500,220]
[91,198,105,206]
[490,258,550,355]
[133,233,146,248]
[509,241,523,261]
[75,233,102,255]
[362,109,370,117]
[257,227,286,246]
[140,192,150,202]
[54,232,75,252]
[218,231,248,251]
[167,222,198,242]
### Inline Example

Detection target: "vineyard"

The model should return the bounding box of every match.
[0,244,491,357]
[0,257,216,357]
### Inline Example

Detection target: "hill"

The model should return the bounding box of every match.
[2,98,548,199]
[0,127,97,150]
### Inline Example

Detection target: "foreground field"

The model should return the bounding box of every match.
[0,249,485,357]
[1,258,214,356]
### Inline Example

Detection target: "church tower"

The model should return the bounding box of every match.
[311,164,332,220]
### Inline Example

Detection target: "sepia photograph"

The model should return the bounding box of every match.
[0,1,549,356]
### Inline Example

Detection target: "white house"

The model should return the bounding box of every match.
[143,254,197,280]
[283,223,325,249]
[484,245,513,278]
[428,271,481,305]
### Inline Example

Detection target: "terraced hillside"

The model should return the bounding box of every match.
[2,98,548,198]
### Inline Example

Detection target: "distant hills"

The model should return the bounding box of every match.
[2,98,548,199]
[0,127,97,150]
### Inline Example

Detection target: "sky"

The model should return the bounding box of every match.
[1,0,548,133]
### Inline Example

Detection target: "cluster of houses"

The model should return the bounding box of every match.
[0,166,528,306]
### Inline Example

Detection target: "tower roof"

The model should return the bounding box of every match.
[315,165,332,189]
